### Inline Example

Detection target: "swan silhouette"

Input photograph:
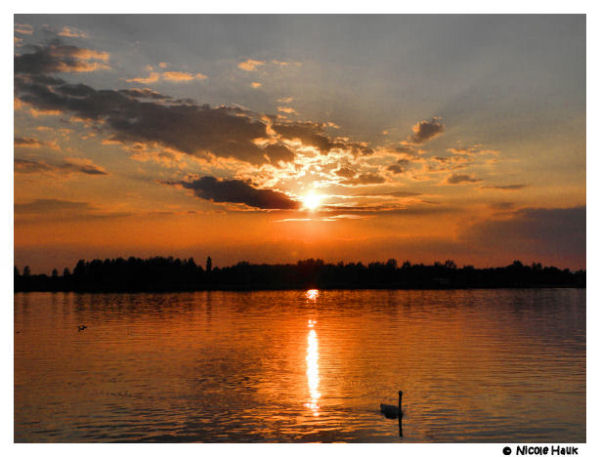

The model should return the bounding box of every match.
[380,391,403,419]
[78,325,87,331]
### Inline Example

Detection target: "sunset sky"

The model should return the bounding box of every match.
[14,15,586,273]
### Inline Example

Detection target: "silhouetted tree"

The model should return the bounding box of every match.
[13,256,586,292]
[444,260,457,270]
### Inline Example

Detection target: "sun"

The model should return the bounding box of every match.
[302,191,323,211]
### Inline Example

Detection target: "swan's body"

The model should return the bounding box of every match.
[380,403,401,419]
[380,391,403,419]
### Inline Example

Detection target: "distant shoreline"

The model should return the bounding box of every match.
[14,256,586,293]
[13,285,586,294]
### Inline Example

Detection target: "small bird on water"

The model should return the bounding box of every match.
[78,325,87,331]
[380,391,403,419]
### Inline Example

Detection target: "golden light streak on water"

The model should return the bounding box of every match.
[305,321,321,416]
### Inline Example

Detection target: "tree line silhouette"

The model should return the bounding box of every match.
[14,256,585,292]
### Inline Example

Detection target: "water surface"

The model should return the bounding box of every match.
[14,289,585,442]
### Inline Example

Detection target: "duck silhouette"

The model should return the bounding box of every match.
[78,325,87,332]
[380,391,403,419]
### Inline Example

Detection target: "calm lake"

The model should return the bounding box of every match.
[14,289,585,443]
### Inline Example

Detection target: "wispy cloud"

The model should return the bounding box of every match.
[15,198,93,214]
[277,106,297,114]
[126,68,207,84]
[444,173,481,184]
[57,26,88,38]
[482,184,528,191]
[14,136,58,150]
[15,158,108,176]
[238,59,265,71]
[342,173,386,185]
[15,23,33,35]
[162,71,207,82]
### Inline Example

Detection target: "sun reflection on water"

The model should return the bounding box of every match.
[306,289,319,300]
[305,320,321,416]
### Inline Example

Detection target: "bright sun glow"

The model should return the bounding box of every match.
[302,191,323,211]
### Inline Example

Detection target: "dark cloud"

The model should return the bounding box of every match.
[14,198,131,223]
[117,88,171,100]
[387,164,405,174]
[343,173,386,185]
[15,159,53,173]
[272,121,373,155]
[432,155,468,164]
[462,206,585,268]
[482,184,528,191]
[321,203,459,217]
[14,43,296,166]
[408,117,444,144]
[178,176,299,210]
[15,158,107,175]
[335,166,356,178]
[15,198,93,214]
[387,190,422,197]
[394,144,417,154]
[488,201,515,210]
[272,121,334,153]
[387,159,411,174]
[14,136,45,148]
[263,144,295,163]
[15,42,372,166]
[445,173,481,184]
[15,42,109,74]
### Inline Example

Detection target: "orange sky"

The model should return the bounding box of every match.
[14,15,586,273]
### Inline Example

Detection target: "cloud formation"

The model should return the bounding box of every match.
[177,176,300,210]
[15,23,33,35]
[16,43,367,167]
[334,166,356,178]
[57,26,88,38]
[162,71,207,82]
[15,158,108,176]
[462,206,585,267]
[14,46,288,166]
[15,42,110,74]
[15,42,383,173]
[483,184,528,191]
[343,173,386,185]
[272,121,373,155]
[126,68,207,84]
[445,173,481,184]
[15,198,93,214]
[408,117,445,144]
[238,59,265,71]
[15,136,49,149]
[386,159,412,174]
